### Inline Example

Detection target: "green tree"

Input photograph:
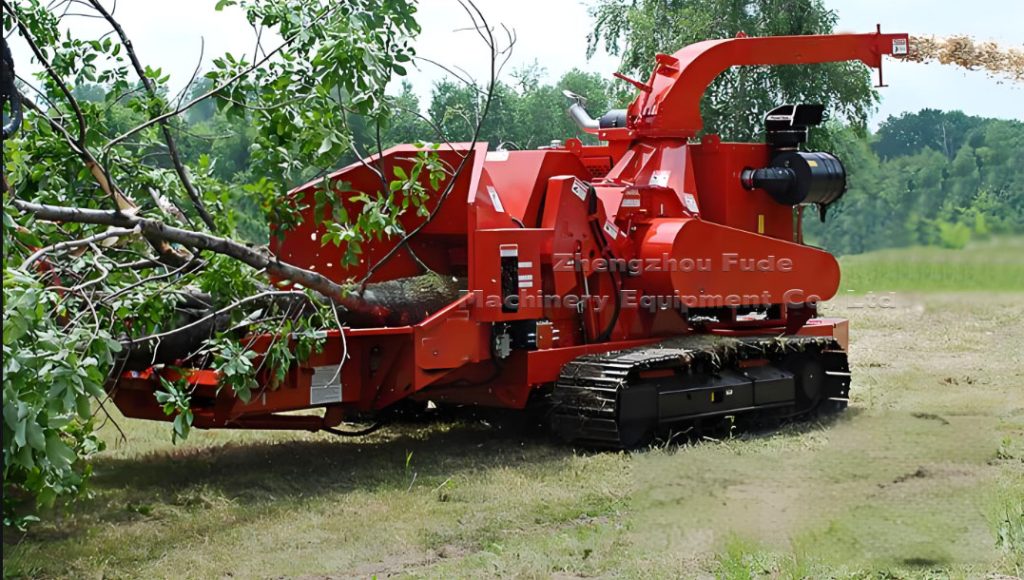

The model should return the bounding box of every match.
[873,109,984,160]
[428,79,521,147]
[381,81,434,147]
[510,68,615,149]
[425,68,614,150]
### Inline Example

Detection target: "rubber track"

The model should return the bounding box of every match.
[551,335,850,447]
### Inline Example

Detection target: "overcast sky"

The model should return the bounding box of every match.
[12,0,1023,127]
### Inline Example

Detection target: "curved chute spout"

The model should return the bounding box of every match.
[627,31,910,138]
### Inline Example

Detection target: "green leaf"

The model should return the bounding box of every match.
[105,336,124,354]
[26,420,46,451]
[234,384,252,404]
[317,135,334,156]
[14,417,27,448]
[76,395,92,420]
[4,401,20,431]
[15,445,34,469]
[45,434,77,468]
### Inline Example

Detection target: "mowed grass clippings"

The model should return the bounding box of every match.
[4,242,1024,579]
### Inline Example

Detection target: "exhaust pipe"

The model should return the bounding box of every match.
[563,90,628,134]
[563,90,599,131]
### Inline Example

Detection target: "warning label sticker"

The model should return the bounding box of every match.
[682,193,700,214]
[571,179,588,201]
[310,366,342,405]
[892,38,908,55]
[487,185,505,213]
[650,170,670,187]
[603,221,620,239]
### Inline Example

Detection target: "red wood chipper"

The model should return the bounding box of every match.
[111,30,910,447]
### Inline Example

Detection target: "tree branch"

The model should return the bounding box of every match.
[12,199,349,301]
[103,2,343,152]
[126,290,308,345]
[21,226,139,270]
[18,95,193,266]
[86,0,217,231]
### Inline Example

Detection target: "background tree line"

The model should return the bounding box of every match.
[807,111,1024,253]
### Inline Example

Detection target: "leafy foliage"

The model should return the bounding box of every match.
[155,377,194,444]
[3,270,113,526]
[207,338,259,404]
[2,0,423,522]
[204,0,420,224]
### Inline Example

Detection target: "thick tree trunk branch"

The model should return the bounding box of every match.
[15,200,463,333]
[122,290,313,369]
[13,199,349,301]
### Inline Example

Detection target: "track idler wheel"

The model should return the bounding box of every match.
[781,349,825,410]
[780,346,849,416]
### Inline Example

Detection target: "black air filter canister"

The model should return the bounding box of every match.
[741,151,846,206]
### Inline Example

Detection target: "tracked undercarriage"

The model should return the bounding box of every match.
[551,336,851,448]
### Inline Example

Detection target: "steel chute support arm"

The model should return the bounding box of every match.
[626,30,910,138]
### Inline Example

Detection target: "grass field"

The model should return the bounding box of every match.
[838,236,1024,293]
[5,239,1024,579]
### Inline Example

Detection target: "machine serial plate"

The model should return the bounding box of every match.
[309,365,343,405]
